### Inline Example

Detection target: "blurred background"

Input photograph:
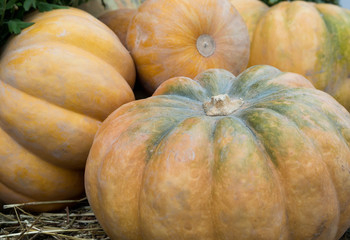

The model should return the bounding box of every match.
[340,0,350,8]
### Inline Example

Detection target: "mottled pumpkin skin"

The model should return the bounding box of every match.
[232,1,350,111]
[99,8,137,48]
[126,0,250,93]
[0,8,135,211]
[85,65,350,240]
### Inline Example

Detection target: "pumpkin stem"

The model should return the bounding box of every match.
[196,34,215,57]
[203,94,243,116]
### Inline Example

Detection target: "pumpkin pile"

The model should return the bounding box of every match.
[1,0,350,239]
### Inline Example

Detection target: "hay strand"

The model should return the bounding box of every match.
[0,198,109,240]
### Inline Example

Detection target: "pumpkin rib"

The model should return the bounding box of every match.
[1,44,134,121]
[91,99,199,145]
[228,66,282,98]
[211,116,288,239]
[152,96,204,110]
[325,112,350,151]
[0,182,78,212]
[210,117,227,238]
[12,10,136,87]
[193,69,236,97]
[92,99,196,166]
[138,116,216,239]
[87,107,191,239]
[100,114,187,166]
[0,181,37,202]
[241,107,339,239]
[265,89,350,138]
[259,98,350,237]
[91,114,207,238]
[0,128,85,201]
[0,81,100,170]
[248,90,350,226]
[242,88,321,110]
[29,12,113,36]
[0,121,90,171]
[314,4,350,94]
[312,8,345,96]
[227,114,276,163]
[136,118,189,237]
[252,86,350,141]
[0,170,83,203]
[154,77,209,102]
[0,182,83,212]
[0,79,103,122]
[131,96,204,114]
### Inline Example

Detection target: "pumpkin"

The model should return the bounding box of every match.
[0,8,135,212]
[79,0,143,17]
[85,65,350,240]
[230,0,350,111]
[99,8,137,48]
[126,0,250,93]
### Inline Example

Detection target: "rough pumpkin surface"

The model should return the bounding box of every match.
[85,65,350,240]
[0,8,135,211]
[239,1,350,111]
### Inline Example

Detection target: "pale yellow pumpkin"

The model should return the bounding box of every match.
[0,8,135,211]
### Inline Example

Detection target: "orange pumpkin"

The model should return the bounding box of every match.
[85,65,350,240]
[0,8,135,211]
[230,0,350,111]
[126,0,250,93]
[99,8,137,47]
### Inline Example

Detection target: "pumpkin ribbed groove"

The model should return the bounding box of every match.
[138,117,216,239]
[12,12,136,88]
[1,43,133,121]
[251,90,350,238]
[243,107,339,239]
[0,82,99,170]
[0,80,102,122]
[212,116,287,239]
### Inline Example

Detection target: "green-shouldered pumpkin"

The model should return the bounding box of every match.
[126,0,250,93]
[85,65,350,240]
[230,0,350,111]
[0,8,135,211]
